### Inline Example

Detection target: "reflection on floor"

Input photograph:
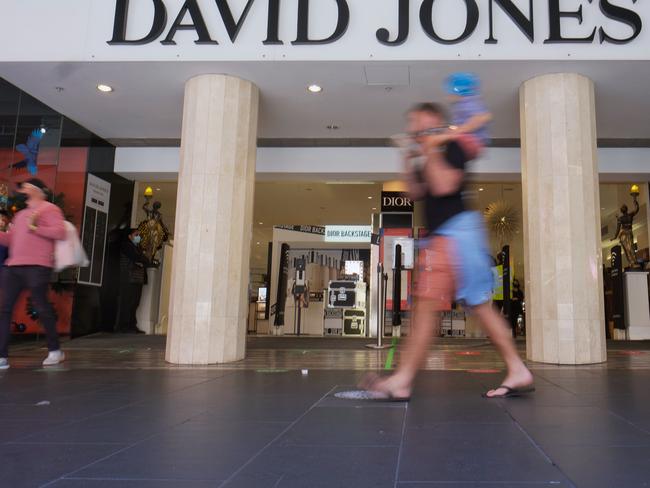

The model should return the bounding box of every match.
[1,334,650,487]
[6,334,650,371]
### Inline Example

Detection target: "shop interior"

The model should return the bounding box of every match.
[129,178,648,342]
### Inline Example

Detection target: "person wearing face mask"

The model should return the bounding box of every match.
[0,179,66,369]
[0,210,11,267]
[117,228,150,334]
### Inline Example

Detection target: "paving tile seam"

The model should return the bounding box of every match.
[397,482,567,485]
[216,384,342,488]
[500,407,578,488]
[13,370,241,445]
[62,476,225,482]
[393,401,410,488]
[278,443,402,448]
[600,410,650,436]
[7,441,127,446]
[514,373,650,438]
[34,374,246,488]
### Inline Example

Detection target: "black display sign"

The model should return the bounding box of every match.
[109,0,643,47]
[274,224,325,235]
[611,245,626,330]
[381,192,414,213]
[273,243,290,327]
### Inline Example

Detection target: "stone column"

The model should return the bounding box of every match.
[520,73,606,365]
[166,75,259,364]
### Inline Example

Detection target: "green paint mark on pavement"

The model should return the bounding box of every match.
[384,337,399,370]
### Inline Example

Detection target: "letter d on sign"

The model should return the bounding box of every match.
[108,0,168,45]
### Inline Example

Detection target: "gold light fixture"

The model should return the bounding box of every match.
[630,184,640,197]
[144,186,154,199]
[485,201,520,245]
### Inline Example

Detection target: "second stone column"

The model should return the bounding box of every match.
[520,73,607,365]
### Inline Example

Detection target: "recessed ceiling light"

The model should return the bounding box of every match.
[156,187,161,191]
[256,242,260,245]
[372,207,377,211]
[258,222,263,225]
[478,187,484,192]
[97,84,114,93]
[367,196,373,200]
[307,84,322,93]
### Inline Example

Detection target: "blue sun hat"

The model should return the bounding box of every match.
[445,72,480,97]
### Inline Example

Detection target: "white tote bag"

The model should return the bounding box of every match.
[54,221,90,272]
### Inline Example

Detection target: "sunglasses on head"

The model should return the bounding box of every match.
[408,126,452,138]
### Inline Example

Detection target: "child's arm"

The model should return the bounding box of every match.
[454,111,492,135]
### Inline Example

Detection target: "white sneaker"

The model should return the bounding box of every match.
[0,358,9,370]
[42,350,65,366]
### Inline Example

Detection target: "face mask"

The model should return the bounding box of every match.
[132,235,142,245]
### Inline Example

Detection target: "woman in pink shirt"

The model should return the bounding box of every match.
[0,178,66,369]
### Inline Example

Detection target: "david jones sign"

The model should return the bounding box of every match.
[109,0,643,47]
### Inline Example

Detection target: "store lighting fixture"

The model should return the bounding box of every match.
[478,187,484,192]
[144,186,154,197]
[39,128,47,134]
[307,84,323,93]
[372,207,377,211]
[97,84,114,93]
[367,196,373,199]
[258,222,263,225]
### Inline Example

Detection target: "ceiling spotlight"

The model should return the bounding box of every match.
[478,187,484,192]
[307,84,323,93]
[39,128,47,134]
[367,196,373,200]
[372,207,377,211]
[258,222,264,225]
[97,84,114,93]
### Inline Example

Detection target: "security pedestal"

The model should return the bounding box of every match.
[624,271,650,340]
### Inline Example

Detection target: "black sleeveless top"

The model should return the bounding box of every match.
[420,141,467,235]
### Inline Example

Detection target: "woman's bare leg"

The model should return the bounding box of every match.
[472,303,533,397]
[361,298,439,398]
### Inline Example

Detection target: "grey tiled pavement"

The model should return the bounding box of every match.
[1,337,650,487]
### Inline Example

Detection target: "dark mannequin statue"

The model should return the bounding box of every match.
[611,196,640,268]
[138,200,170,263]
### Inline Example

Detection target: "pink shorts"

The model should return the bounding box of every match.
[413,236,457,311]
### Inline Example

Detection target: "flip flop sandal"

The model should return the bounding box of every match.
[482,385,536,399]
[335,390,411,402]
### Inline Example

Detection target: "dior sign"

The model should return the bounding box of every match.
[382,192,414,213]
[108,0,643,47]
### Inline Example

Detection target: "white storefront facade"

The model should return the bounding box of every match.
[2,0,649,365]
